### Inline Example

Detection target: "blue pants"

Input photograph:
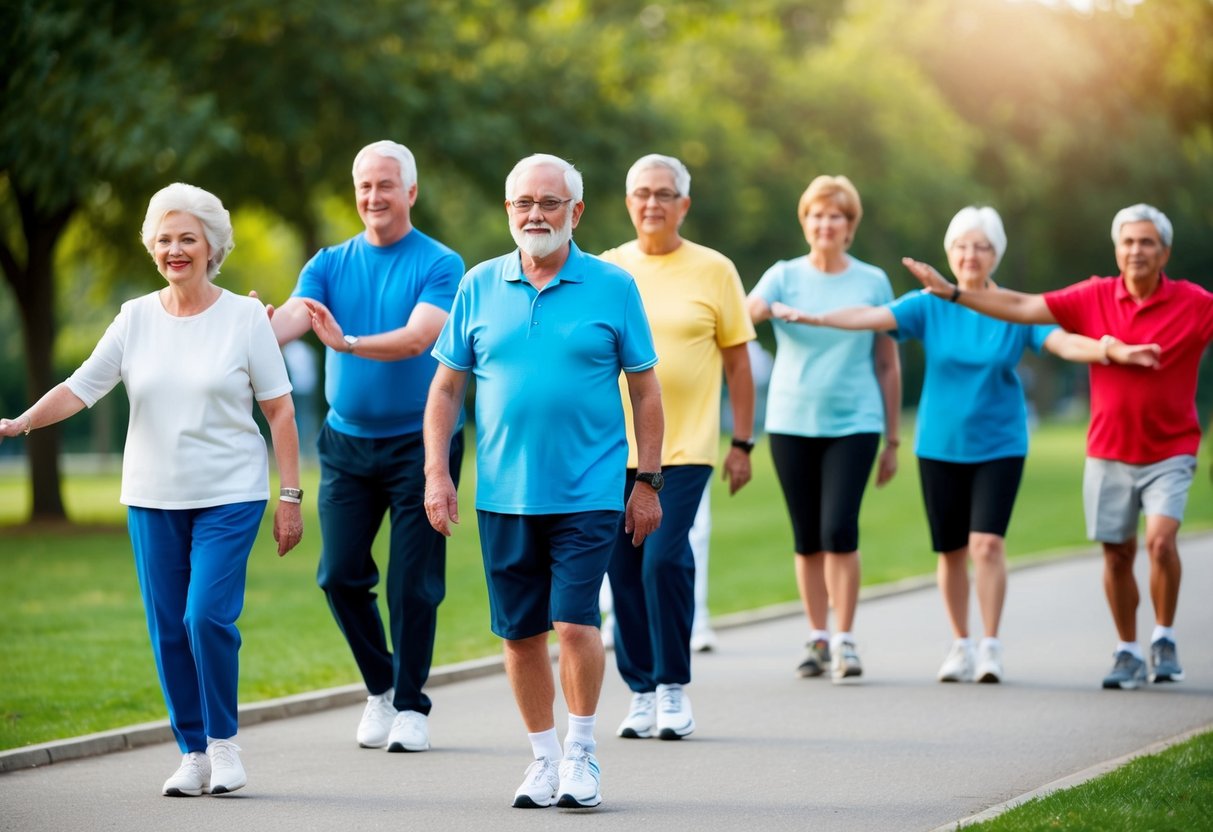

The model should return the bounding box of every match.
[316,424,464,714]
[609,465,713,692]
[128,500,266,753]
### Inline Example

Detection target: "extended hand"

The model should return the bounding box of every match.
[1111,342,1161,369]
[901,258,953,296]
[301,299,346,351]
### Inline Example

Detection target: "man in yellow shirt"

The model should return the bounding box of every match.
[600,154,756,740]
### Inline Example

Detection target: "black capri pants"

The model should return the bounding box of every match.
[917,456,1025,553]
[768,432,880,555]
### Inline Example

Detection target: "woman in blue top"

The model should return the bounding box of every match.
[771,206,1158,684]
[748,175,902,684]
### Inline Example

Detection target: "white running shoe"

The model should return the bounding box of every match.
[356,688,397,748]
[656,683,695,740]
[556,743,602,808]
[616,691,656,739]
[975,641,1003,684]
[387,710,430,752]
[162,751,210,797]
[831,640,863,682]
[206,739,246,795]
[938,640,976,683]
[512,757,560,808]
[690,624,719,653]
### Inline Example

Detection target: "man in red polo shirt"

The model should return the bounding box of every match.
[902,203,1213,690]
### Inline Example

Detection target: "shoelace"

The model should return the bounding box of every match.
[659,687,682,713]
[524,758,556,786]
[179,752,207,775]
[209,741,241,767]
[365,693,395,720]
[564,744,589,778]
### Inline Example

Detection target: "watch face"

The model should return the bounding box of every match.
[637,471,664,492]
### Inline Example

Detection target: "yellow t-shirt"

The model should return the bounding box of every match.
[600,239,756,467]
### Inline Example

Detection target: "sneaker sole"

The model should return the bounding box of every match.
[387,742,430,752]
[556,793,601,808]
[162,787,205,797]
[1102,677,1145,690]
[796,664,824,678]
[207,780,246,795]
[977,673,1001,684]
[617,727,654,739]
[512,795,556,809]
[358,740,389,749]
[1150,671,1185,683]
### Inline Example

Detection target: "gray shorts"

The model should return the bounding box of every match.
[1083,455,1197,544]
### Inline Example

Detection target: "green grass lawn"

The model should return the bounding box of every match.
[1,420,1210,750]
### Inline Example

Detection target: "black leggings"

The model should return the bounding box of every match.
[768,432,880,554]
[917,456,1025,553]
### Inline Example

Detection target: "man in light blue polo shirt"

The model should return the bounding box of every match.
[424,154,664,811]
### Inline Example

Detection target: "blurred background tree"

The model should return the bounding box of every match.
[2,0,1209,521]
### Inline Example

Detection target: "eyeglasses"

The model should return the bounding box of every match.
[629,189,681,203]
[509,197,574,213]
[950,242,995,254]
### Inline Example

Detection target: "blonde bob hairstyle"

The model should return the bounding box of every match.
[797,175,863,248]
[140,183,234,280]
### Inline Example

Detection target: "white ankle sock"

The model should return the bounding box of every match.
[565,714,596,754]
[528,728,561,762]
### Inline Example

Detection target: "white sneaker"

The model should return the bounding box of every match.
[975,641,1003,684]
[387,710,430,752]
[206,739,246,795]
[162,751,210,797]
[556,743,602,808]
[512,757,560,808]
[831,640,863,682]
[938,640,976,683]
[616,691,656,739]
[690,624,719,653]
[655,683,695,740]
[356,688,397,748]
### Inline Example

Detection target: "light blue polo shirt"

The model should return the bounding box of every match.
[433,241,658,514]
[752,255,894,437]
[889,290,1056,462]
[294,229,463,438]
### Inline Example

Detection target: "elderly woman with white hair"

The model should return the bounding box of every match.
[770,205,1158,684]
[0,183,302,795]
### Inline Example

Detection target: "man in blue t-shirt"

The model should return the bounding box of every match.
[269,140,464,755]
[424,154,664,811]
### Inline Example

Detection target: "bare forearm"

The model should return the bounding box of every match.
[960,288,1055,325]
[721,345,755,440]
[817,306,897,332]
[271,298,314,345]
[627,370,664,471]
[424,368,467,478]
[18,384,87,431]
[262,398,301,489]
[875,337,901,442]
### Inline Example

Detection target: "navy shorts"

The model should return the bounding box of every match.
[769,432,880,554]
[477,510,621,640]
[917,456,1025,553]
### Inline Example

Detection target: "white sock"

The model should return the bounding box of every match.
[954,637,973,648]
[831,631,855,650]
[528,728,561,762]
[1116,641,1144,660]
[809,629,831,642]
[565,714,596,754]
[979,637,1000,651]
[1151,626,1175,645]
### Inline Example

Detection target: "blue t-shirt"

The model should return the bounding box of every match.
[293,229,463,438]
[433,242,658,514]
[752,255,894,437]
[889,290,1056,462]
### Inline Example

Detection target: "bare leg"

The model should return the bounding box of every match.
[970,533,1007,639]
[503,633,556,732]
[937,547,970,639]
[795,553,829,631]
[554,622,604,717]
[1102,539,1139,642]
[825,551,860,634]
[1144,515,1182,628]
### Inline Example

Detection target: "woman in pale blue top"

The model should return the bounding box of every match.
[774,206,1158,685]
[747,175,902,684]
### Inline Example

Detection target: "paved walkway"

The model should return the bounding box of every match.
[3,534,1212,831]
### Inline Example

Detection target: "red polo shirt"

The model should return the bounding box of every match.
[1044,274,1213,464]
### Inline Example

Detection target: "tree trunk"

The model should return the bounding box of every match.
[7,188,76,521]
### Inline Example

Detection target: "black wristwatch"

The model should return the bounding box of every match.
[731,437,755,454]
[634,471,665,493]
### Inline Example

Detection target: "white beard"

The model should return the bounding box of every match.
[511,216,573,259]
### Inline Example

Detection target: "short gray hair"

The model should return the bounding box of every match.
[944,206,1007,273]
[505,154,584,203]
[352,140,418,190]
[626,154,691,197]
[1110,203,1172,248]
[141,183,234,280]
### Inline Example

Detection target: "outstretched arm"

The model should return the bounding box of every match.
[1043,331,1161,368]
[0,384,87,442]
[770,301,897,332]
[304,299,449,362]
[901,258,1056,325]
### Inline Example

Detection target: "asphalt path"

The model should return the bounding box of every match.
[3,533,1212,831]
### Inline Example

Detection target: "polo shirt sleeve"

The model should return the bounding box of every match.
[1027,323,1059,354]
[1042,277,1100,336]
[1197,287,1213,343]
[619,280,659,373]
[887,290,928,342]
[292,249,331,305]
[431,278,474,371]
[417,250,465,312]
[715,262,757,348]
